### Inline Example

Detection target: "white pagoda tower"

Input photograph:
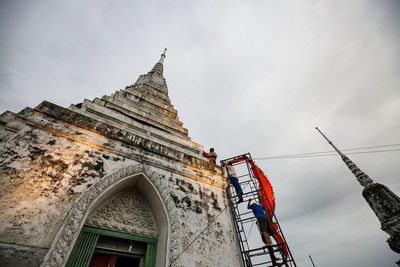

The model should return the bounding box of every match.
[0,51,242,267]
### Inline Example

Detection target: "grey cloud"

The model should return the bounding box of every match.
[1,1,399,266]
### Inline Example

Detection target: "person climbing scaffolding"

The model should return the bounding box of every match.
[225,161,243,203]
[248,198,276,248]
[220,153,294,267]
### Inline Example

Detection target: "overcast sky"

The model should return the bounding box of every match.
[1,0,400,266]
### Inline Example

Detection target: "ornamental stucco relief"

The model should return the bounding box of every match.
[86,187,158,239]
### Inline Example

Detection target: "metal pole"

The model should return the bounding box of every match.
[309,255,316,267]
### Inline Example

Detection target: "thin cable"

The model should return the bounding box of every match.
[254,148,400,160]
[340,143,400,151]
[169,206,227,267]
[254,143,400,159]
[246,220,256,240]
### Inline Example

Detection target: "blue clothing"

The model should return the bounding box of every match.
[229,176,243,200]
[250,203,267,219]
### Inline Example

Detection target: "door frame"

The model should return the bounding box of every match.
[66,226,158,267]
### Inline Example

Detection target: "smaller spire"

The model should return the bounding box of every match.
[316,127,374,187]
[316,127,400,257]
[158,48,167,64]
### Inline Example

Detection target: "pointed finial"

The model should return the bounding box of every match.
[315,127,345,158]
[158,48,167,64]
[316,127,374,187]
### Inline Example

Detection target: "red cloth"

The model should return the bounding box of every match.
[229,156,276,214]
[228,156,287,260]
[202,151,213,163]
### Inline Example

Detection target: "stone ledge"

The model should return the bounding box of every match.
[72,105,201,156]
[77,99,195,146]
[116,90,180,121]
[130,79,170,103]
[34,101,224,175]
[101,96,188,136]
[125,84,174,110]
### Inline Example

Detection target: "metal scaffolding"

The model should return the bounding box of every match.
[221,153,296,267]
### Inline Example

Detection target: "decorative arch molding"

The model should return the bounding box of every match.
[41,163,180,267]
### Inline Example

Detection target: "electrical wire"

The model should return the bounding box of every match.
[337,143,400,151]
[253,143,400,160]
[262,143,400,157]
[246,220,256,240]
[255,149,400,160]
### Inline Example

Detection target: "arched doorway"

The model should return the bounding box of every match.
[41,164,180,267]
[66,186,159,267]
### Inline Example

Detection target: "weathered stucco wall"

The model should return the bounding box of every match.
[0,106,241,266]
[0,125,129,248]
[168,175,239,266]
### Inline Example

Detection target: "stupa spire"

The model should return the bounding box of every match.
[149,48,167,76]
[132,49,169,94]
[158,48,167,64]
[316,127,400,258]
[316,127,373,187]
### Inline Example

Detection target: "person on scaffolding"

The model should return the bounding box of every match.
[202,148,218,164]
[225,161,243,203]
[248,198,276,248]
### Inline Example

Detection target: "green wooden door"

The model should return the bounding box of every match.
[66,230,99,267]
[66,226,158,267]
